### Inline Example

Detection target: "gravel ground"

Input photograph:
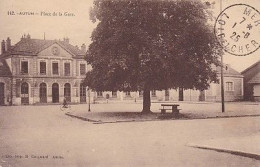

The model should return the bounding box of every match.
[66,102,260,123]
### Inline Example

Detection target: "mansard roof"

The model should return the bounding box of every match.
[0,59,11,77]
[1,37,86,57]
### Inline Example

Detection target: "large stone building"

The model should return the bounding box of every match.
[242,60,260,101]
[0,35,90,105]
[0,35,244,105]
[95,64,244,102]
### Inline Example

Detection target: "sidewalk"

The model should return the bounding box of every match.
[187,134,260,160]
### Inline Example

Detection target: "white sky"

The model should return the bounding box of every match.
[0,0,259,72]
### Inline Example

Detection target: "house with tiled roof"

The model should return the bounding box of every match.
[0,34,90,105]
[207,64,243,101]
[241,60,260,101]
[153,64,244,102]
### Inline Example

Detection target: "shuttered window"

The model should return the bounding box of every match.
[21,61,28,74]
[64,63,70,76]
[52,62,59,75]
[40,62,46,75]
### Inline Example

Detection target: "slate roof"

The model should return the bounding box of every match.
[1,38,85,58]
[0,59,11,77]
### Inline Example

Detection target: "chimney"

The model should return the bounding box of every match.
[63,37,69,44]
[81,43,86,52]
[1,40,6,54]
[6,37,11,51]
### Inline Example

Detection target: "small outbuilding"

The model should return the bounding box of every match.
[242,60,260,101]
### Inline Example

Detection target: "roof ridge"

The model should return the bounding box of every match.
[4,37,86,56]
[241,60,260,74]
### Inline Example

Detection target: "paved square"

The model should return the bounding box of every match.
[0,103,260,167]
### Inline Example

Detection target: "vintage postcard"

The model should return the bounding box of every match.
[0,0,260,166]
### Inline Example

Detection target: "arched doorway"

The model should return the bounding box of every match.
[64,83,71,102]
[80,83,86,103]
[52,83,59,103]
[21,82,29,105]
[0,82,4,105]
[39,83,47,103]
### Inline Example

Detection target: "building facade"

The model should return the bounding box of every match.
[242,60,260,101]
[0,35,244,105]
[93,64,244,103]
[0,35,91,105]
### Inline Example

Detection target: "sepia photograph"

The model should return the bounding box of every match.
[0,0,260,166]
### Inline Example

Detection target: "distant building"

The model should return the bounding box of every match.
[95,65,244,103]
[242,60,260,101]
[0,35,244,105]
[0,35,90,105]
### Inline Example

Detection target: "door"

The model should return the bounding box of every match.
[39,83,47,103]
[0,83,4,105]
[80,84,86,103]
[64,83,71,102]
[21,82,29,105]
[165,89,169,101]
[179,88,184,101]
[52,83,59,103]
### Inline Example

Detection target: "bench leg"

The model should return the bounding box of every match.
[161,109,166,114]
[172,109,179,114]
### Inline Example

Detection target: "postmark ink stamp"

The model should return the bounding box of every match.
[215,4,260,56]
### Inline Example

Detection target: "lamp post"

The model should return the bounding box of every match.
[220,0,225,113]
[88,87,91,112]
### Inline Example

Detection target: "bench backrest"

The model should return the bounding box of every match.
[161,104,179,106]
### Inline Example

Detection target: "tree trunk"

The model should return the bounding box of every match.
[142,88,152,114]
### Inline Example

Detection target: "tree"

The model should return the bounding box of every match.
[85,0,222,113]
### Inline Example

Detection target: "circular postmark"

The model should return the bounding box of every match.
[214,4,260,56]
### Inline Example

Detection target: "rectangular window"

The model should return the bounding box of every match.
[225,82,234,91]
[40,62,46,75]
[52,62,59,75]
[97,91,103,97]
[151,90,156,96]
[125,91,131,96]
[165,89,169,96]
[80,64,86,75]
[112,91,117,97]
[21,61,28,74]
[64,63,70,76]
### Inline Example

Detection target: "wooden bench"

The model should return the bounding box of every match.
[160,104,181,114]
